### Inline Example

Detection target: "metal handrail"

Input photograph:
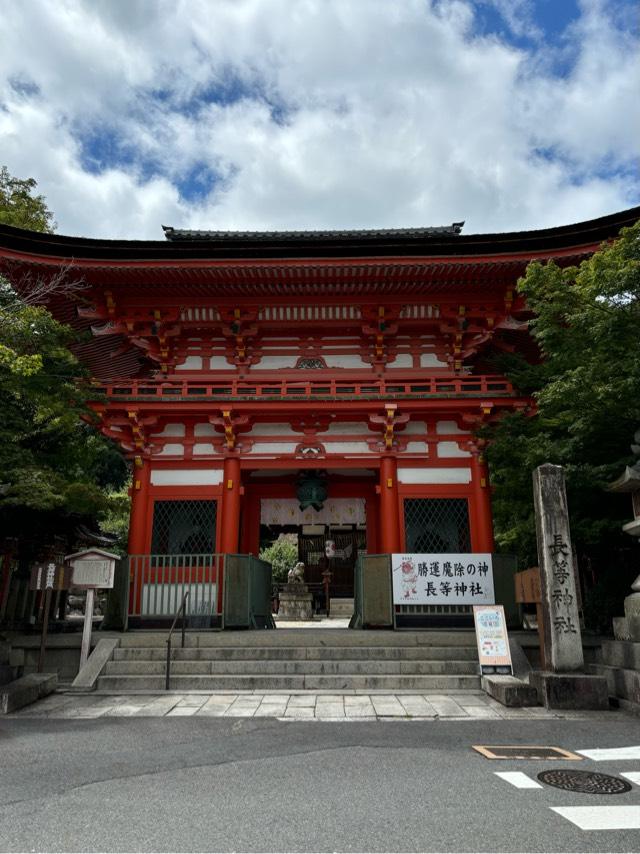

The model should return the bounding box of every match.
[165,590,190,691]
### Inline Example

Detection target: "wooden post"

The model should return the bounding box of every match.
[79,588,95,670]
[37,588,52,673]
[220,456,242,554]
[379,456,401,553]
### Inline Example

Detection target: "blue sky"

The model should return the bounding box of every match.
[0,0,638,238]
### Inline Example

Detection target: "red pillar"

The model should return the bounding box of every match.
[127,458,150,616]
[128,458,150,555]
[471,453,494,552]
[379,456,401,554]
[220,456,242,555]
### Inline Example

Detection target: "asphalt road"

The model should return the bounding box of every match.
[1,715,639,852]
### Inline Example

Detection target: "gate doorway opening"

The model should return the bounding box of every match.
[258,519,365,599]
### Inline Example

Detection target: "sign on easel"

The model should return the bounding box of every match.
[473,604,513,675]
[65,549,118,672]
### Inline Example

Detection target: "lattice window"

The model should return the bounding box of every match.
[403,498,470,552]
[150,500,217,555]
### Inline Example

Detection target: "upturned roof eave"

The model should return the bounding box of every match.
[0,205,637,265]
[607,465,640,493]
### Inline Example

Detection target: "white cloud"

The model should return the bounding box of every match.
[0,0,637,238]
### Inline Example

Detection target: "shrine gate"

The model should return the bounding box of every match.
[1,208,637,623]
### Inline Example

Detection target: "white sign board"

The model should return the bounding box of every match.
[473,604,513,673]
[391,553,495,605]
[71,559,115,589]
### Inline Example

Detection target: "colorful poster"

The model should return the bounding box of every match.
[391,553,494,605]
[473,604,513,669]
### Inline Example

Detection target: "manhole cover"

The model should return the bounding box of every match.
[538,769,632,795]
[473,745,582,760]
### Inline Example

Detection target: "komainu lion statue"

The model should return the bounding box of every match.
[287,561,305,584]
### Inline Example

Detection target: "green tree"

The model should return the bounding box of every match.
[0,168,128,555]
[484,221,640,626]
[0,165,55,232]
[259,535,298,583]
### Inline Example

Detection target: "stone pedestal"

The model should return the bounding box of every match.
[530,671,609,710]
[278,583,314,621]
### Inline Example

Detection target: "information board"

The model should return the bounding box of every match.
[71,559,115,589]
[391,553,495,605]
[473,604,513,672]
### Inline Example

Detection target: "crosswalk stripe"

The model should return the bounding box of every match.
[576,746,640,761]
[551,806,640,830]
[620,771,640,786]
[494,772,542,789]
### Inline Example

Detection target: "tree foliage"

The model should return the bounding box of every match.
[0,165,55,232]
[259,535,298,583]
[484,221,640,577]
[0,167,128,554]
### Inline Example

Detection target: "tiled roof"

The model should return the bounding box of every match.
[162,223,465,241]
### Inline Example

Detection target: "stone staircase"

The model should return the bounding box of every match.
[96,629,481,693]
[329,597,354,619]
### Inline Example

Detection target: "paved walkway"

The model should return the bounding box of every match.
[11,690,619,720]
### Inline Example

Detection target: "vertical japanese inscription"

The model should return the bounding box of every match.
[533,464,584,672]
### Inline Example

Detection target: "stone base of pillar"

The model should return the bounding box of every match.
[277,584,314,621]
[529,671,609,710]
[613,593,640,642]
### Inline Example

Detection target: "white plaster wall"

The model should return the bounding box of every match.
[209,356,233,370]
[324,354,369,369]
[157,443,184,456]
[405,441,428,454]
[323,441,371,453]
[247,423,299,436]
[389,353,413,368]
[420,353,448,367]
[322,422,369,435]
[194,423,217,437]
[250,442,298,454]
[437,441,471,458]
[175,356,203,370]
[256,356,299,369]
[151,423,185,437]
[150,469,223,486]
[398,467,471,484]
[193,443,217,455]
[403,420,427,434]
[436,420,467,434]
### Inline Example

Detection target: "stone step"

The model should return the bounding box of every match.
[118,630,477,648]
[113,645,479,662]
[97,673,482,692]
[105,659,479,676]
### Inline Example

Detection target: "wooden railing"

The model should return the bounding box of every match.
[93,375,515,402]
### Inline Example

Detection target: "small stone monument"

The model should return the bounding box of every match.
[278,562,314,621]
[530,464,608,709]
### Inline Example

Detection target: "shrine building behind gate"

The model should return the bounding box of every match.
[1,207,637,620]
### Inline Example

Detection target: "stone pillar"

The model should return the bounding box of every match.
[379,456,401,554]
[220,456,242,555]
[533,464,584,672]
[531,463,608,709]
